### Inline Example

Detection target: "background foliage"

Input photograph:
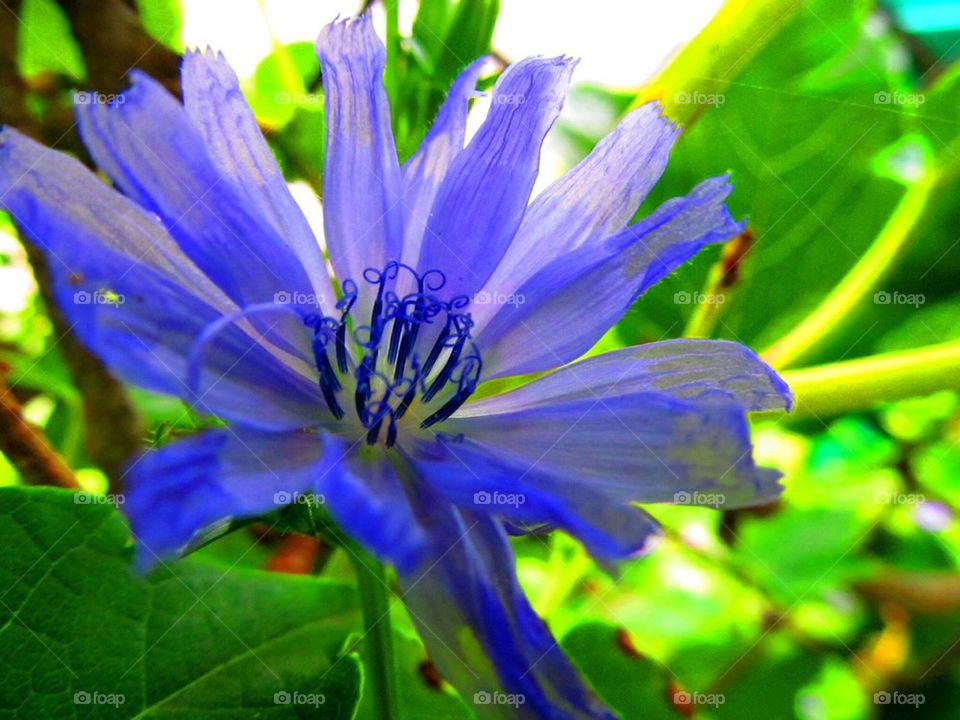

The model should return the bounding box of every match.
[1,0,959,718]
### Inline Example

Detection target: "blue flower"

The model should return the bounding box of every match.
[0,14,791,718]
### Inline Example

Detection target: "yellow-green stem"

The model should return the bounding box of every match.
[765,341,960,421]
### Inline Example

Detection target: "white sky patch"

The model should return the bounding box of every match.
[180,1,719,91]
[494,0,723,87]
[287,180,327,253]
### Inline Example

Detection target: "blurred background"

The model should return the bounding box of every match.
[1,1,960,718]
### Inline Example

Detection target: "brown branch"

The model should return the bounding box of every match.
[0,373,79,489]
[54,0,181,96]
[855,571,960,616]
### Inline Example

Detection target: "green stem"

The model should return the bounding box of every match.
[682,254,735,338]
[258,0,305,96]
[764,341,960,421]
[762,170,938,369]
[349,546,400,720]
[384,0,401,108]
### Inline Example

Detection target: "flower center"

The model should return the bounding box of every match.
[304,262,482,447]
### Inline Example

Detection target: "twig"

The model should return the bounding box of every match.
[0,375,79,489]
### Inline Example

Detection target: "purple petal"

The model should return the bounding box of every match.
[0,129,330,431]
[319,445,428,574]
[398,490,617,719]
[404,436,659,563]
[442,390,782,510]
[181,49,337,313]
[125,427,333,567]
[477,102,678,314]
[316,14,404,300]
[399,58,486,278]
[462,338,793,415]
[416,56,575,299]
[476,176,745,379]
[74,73,322,314]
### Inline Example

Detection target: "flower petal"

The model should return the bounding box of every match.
[399,57,486,276]
[417,56,575,299]
[403,437,659,563]
[476,102,678,313]
[180,49,337,312]
[75,73,321,314]
[0,129,329,430]
[319,446,428,574]
[398,489,616,719]
[462,338,792,415]
[475,176,744,379]
[442,390,782,510]
[125,427,332,567]
[316,14,404,294]
[185,304,337,431]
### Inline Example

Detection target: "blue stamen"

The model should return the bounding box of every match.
[305,262,482,445]
[423,334,465,403]
[335,322,348,373]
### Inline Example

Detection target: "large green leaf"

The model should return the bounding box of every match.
[0,487,361,719]
[560,621,676,720]
[615,0,928,363]
[354,630,472,719]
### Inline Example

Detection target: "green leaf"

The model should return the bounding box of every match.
[0,487,362,718]
[133,0,184,52]
[248,42,321,130]
[393,0,500,160]
[272,106,326,190]
[734,506,876,603]
[615,0,913,361]
[713,639,824,720]
[560,622,675,720]
[432,0,499,83]
[354,630,472,719]
[17,0,86,81]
